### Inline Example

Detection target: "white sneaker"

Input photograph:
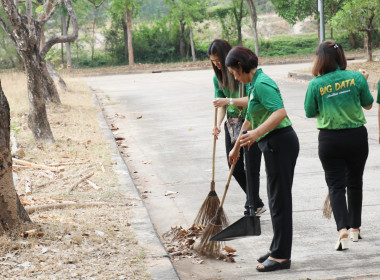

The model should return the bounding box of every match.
[255,206,266,216]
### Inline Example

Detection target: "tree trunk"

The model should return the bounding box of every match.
[179,20,186,57]
[122,13,128,60]
[349,32,357,48]
[126,7,134,65]
[21,51,55,143]
[61,13,72,68]
[366,31,373,61]
[189,26,196,62]
[245,0,259,56]
[0,81,31,230]
[46,61,68,91]
[41,62,61,103]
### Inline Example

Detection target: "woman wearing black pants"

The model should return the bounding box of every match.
[304,40,373,250]
[227,46,299,272]
[208,39,265,215]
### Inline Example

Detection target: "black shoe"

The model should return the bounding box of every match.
[257,252,270,263]
[256,259,291,272]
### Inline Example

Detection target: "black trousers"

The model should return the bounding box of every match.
[224,122,264,212]
[258,126,299,260]
[318,126,368,231]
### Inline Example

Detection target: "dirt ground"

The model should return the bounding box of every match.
[0,73,150,279]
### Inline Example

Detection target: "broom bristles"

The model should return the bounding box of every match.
[323,192,332,219]
[193,190,221,226]
[197,207,227,257]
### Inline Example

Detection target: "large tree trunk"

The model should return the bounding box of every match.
[41,62,61,103]
[245,0,259,56]
[126,7,134,65]
[21,51,55,143]
[0,81,31,230]
[179,20,186,57]
[189,26,196,62]
[122,13,128,60]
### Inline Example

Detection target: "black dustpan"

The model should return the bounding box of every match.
[210,131,261,241]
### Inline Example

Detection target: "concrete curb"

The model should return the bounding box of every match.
[93,94,180,280]
[288,71,379,92]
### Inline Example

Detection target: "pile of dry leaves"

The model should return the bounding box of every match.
[162,225,237,264]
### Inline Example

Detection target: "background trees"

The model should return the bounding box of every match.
[0,0,378,68]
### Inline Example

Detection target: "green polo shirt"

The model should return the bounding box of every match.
[246,69,292,141]
[377,79,380,104]
[213,75,248,119]
[304,68,373,129]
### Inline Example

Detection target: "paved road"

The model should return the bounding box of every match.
[86,63,380,280]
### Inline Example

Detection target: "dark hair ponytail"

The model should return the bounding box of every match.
[312,40,347,76]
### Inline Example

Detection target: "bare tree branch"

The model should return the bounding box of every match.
[0,17,17,46]
[40,0,62,24]
[87,0,104,9]
[40,0,78,58]
[26,0,32,24]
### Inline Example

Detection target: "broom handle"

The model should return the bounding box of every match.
[219,164,235,208]
[211,107,218,191]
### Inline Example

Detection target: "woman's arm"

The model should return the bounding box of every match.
[239,108,287,148]
[213,96,249,108]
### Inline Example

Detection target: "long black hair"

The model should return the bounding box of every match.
[207,39,239,94]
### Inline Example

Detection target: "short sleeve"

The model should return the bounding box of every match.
[304,81,319,118]
[213,76,226,98]
[255,82,284,112]
[357,74,373,107]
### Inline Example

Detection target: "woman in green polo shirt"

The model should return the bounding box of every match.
[304,40,373,251]
[227,46,299,272]
[207,39,265,216]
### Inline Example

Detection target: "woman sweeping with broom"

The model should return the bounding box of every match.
[227,46,299,272]
[207,39,265,216]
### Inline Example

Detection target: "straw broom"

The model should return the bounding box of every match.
[197,164,235,257]
[194,108,224,227]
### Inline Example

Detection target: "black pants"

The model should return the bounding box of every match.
[318,126,368,231]
[258,126,299,260]
[224,122,264,212]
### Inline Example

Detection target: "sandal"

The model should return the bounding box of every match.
[257,252,270,263]
[256,259,291,272]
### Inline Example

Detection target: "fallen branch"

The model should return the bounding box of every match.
[69,172,95,191]
[26,201,112,214]
[36,166,95,189]
[12,158,64,172]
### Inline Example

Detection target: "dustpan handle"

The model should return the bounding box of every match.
[219,163,235,208]
[211,107,217,190]
[242,130,256,216]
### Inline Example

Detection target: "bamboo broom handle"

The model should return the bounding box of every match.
[211,107,218,191]
[219,164,235,208]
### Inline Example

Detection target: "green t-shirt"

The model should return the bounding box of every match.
[377,79,380,104]
[246,69,292,141]
[304,68,373,129]
[213,75,247,119]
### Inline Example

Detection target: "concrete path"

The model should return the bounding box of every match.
[86,62,380,280]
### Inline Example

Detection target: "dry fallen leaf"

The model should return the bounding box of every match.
[137,115,142,119]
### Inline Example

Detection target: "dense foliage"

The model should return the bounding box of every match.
[0,0,379,69]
